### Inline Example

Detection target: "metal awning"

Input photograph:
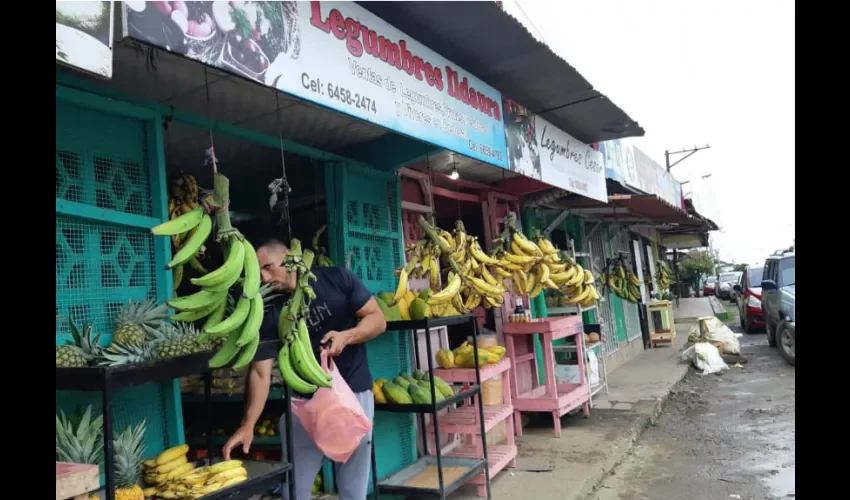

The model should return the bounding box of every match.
[552,194,708,228]
[358,1,645,144]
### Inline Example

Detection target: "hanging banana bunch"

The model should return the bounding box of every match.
[381,214,603,319]
[654,260,673,292]
[311,224,335,267]
[167,173,209,295]
[601,256,643,303]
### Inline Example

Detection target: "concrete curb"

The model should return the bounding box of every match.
[579,364,690,500]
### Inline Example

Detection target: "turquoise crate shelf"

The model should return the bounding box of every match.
[326,162,416,490]
[55,84,183,469]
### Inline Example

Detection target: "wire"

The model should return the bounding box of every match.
[273,91,292,240]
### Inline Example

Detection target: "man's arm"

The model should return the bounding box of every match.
[342,298,387,345]
[241,359,273,428]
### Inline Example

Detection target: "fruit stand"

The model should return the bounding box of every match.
[55,339,294,500]
[372,315,491,499]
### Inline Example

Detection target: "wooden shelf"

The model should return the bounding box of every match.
[434,357,512,384]
[428,405,514,435]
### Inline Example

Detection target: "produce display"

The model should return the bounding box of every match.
[142,446,247,499]
[167,173,210,295]
[435,341,506,369]
[654,260,674,293]
[114,420,148,500]
[56,405,103,466]
[601,257,644,304]
[381,215,601,318]
[373,371,457,405]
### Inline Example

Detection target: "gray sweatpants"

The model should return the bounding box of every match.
[279,390,375,500]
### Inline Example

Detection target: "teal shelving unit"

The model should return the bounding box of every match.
[55,84,184,478]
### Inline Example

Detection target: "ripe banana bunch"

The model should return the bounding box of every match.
[167,174,209,294]
[311,224,336,267]
[275,240,333,395]
[151,170,268,370]
[144,460,248,499]
[655,260,673,291]
[602,258,643,303]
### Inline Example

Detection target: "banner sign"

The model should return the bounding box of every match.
[631,147,683,209]
[599,139,637,187]
[502,97,607,202]
[123,1,508,168]
[56,1,114,78]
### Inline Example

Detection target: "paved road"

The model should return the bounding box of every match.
[591,315,795,500]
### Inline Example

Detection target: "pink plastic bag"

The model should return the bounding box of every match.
[292,350,372,463]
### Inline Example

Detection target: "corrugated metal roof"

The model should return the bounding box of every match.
[358,1,645,144]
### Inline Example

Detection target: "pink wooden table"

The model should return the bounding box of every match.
[503,316,590,438]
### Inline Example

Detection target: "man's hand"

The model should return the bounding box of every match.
[321,330,351,357]
[222,425,254,460]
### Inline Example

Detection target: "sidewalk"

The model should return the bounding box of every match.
[452,325,690,500]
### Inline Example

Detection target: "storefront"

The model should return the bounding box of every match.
[56,2,647,499]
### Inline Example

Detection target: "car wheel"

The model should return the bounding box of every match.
[766,320,777,347]
[777,320,795,366]
[739,310,746,328]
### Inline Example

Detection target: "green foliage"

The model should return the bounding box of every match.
[679,250,716,288]
[733,263,748,272]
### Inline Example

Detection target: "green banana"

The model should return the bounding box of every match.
[190,238,245,289]
[231,333,260,370]
[171,296,226,322]
[312,224,327,249]
[151,206,204,236]
[277,287,303,342]
[168,288,227,312]
[278,343,318,394]
[294,319,331,386]
[167,214,212,269]
[188,256,208,274]
[172,264,184,294]
[199,300,228,343]
[241,239,261,299]
[208,328,242,368]
[205,296,250,336]
[235,293,264,347]
[290,341,330,388]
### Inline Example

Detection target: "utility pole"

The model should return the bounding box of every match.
[665,145,711,172]
[664,144,710,304]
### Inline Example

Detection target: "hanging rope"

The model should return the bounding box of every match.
[202,67,217,176]
[268,91,292,240]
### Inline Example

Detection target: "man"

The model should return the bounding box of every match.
[223,229,387,500]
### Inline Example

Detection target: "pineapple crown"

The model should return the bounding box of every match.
[145,321,199,342]
[97,342,157,366]
[59,319,104,358]
[117,298,169,327]
[113,420,147,488]
[56,405,103,465]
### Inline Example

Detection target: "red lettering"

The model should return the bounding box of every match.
[492,100,501,121]
[378,37,401,69]
[446,66,458,97]
[468,86,479,110]
[413,57,425,81]
[458,77,470,105]
[399,41,415,75]
[329,9,346,39]
[344,19,362,56]
[310,1,330,32]
[360,25,379,57]
[433,67,444,91]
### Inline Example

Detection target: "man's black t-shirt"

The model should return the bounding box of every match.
[259,266,375,396]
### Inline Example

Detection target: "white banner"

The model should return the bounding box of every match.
[536,117,607,202]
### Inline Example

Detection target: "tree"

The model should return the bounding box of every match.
[678,250,717,291]
[733,263,748,272]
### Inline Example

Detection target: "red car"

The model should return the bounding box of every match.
[703,276,717,296]
[734,266,765,333]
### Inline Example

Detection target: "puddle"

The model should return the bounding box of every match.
[764,466,795,498]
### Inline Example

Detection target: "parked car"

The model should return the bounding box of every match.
[716,272,742,301]
[762,251,795,366]
[703,276,717,296]
[729,273,743,302]
[733,265,765,333]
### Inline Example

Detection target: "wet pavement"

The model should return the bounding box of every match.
[591,316,795,500]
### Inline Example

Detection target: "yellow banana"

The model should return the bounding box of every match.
[470,239,501,265]
[504,252,538,265]
[390,268,409,306]
[468,276,505,297]
[512,232,543,256]
[207,460,243,475]
[510,240,528,256]
[511,271,528,296]
[428,257,440,290]
[208,467,248,484]
[525,271,537,294]
[438,230,456,251]
[565,285,593,305]
[537,262,551,285]
[529,280,544,298]
[464,292,482,310]
[629,272,642,287]
[548,262,567,273]
[155,455,188,474]
[566,265,586,287]
[584,269,596,285]
[427,273,462,306]
[480,265,499,287]
[492,265,513,278]
[156,445,189,465]
[537,238,559,255]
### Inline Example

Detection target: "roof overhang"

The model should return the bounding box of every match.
[357,1,645,144]
[551,194,708,228]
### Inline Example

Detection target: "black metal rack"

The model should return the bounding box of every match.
[371,315,492,499]
[55,340,295,500]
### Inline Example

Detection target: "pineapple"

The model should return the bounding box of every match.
[112,299,169,346]
[56,319,104,367]
[113,420,147,500]
[147,321,209,360]
[56,405,103,465]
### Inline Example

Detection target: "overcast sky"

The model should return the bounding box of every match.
[504,0,795,265]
